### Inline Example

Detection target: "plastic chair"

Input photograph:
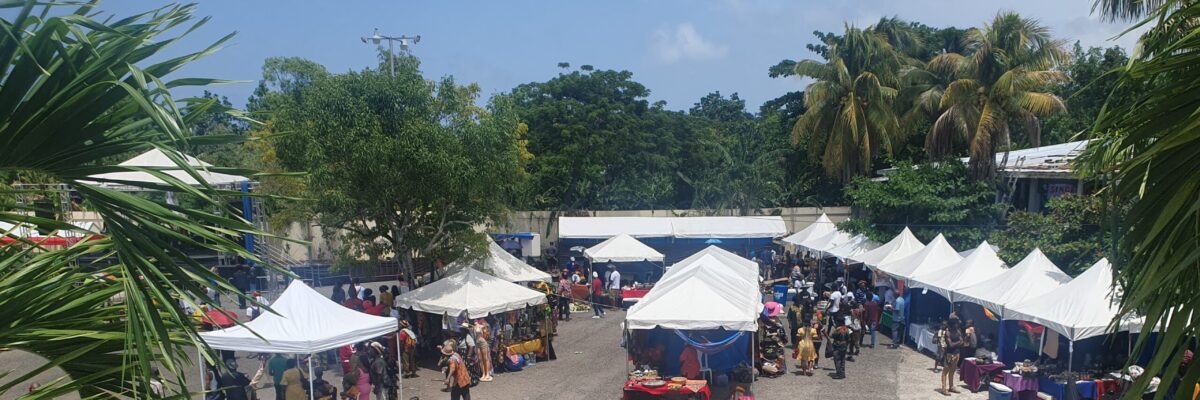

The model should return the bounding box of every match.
[697,349,712,381]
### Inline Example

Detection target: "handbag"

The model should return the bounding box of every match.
[824,343,834,359]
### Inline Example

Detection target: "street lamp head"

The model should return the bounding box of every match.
[399,39,409,51]
[413,35,421,44]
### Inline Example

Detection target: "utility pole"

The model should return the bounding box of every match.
[361,28,421,76]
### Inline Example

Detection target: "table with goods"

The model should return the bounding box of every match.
[623,369,710,400]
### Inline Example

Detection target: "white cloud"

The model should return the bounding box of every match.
[650,23,728,64]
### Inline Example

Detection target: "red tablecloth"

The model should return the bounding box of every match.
[959,359,1005,392]
[623,380,710,400]
[622,288,652,299]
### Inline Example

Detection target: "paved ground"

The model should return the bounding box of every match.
[1,282,989,399]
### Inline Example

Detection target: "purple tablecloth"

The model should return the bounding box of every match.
[960,360,1006,392]
[1003,373,1040,399]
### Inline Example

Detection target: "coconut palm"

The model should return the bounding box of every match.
[1081,1,1200,398]
[922,12,1070,179]
[0,2,271,398]
[792,25,904,182]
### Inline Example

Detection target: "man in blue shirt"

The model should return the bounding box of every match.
[889,289,907,349]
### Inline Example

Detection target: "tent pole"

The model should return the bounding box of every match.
[307,355,315,400]
[1068,340,1074,372]
[396,332,404,400]
[197,347,204,400]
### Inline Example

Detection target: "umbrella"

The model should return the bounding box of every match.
[569,246,587,252]
[203,308,239,328]
[704,239,722,244]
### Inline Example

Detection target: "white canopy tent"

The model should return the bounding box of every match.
[1006,258,1136,342]
[781,213,835,247]
[558,216,787,239]
[86,148,248,188]
[797,230,853,255]
[200,280,397,353]
[666,246,758,282]
[665,252,758,287]
[824,234,879,260]
[446,241,551,283]
[874,234,962,281]
[558,217,673,239]
[909,241,1008,302]
[850,227,925,266]
[627,254,762,331]
[955,248,1071,317]
[199,280,401,400]
[394,267,547,319]
[584,233,665,263]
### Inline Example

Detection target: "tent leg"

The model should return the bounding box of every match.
[1068,340,1074,372]
[197,347,204,400]
[308,355,315,400]
[997,319,1006,364]
[396,333,404,400]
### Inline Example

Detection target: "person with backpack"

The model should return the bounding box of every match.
[830,316,852,380]
[368,343,388,400]
[278,358,308,400]
[398,320,419,378]
[443,339,472,400]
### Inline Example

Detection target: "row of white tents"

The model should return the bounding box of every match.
[782,213,1140,368]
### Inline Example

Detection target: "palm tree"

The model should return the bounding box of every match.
[1081,1,1200,398]
[922,12,1070,179]
[0,2,271,398]
[792,25,904,182]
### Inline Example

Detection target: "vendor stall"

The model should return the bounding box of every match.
[874,234,961,282]
[445,241,551,283]
[908,241,1008,303]
[850,228,924,288]
[586,233,666,292]
[780,213,836,252]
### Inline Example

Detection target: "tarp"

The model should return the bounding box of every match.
[446,241,551,282]
[850,227,924,266]
[666,246,758,283]
[955,248,1071,317]
[200,280,397,353]
[558,216,786,239]
[909,241,1008,302]
[627,252,762,331]
[797,230,853,255]
[394,267,546,319]
[1006,259,1137,341]
[874,234,962,281]
[584,233,665,263]
[86,148,248,187]
[824,234,879,260]
[781,214,835,246]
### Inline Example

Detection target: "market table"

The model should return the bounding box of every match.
[506,338,544,356]
[623,288,652,300]
[959,358,1005,392]
[908,323,938,354]
[623,379,710,400]
[1037,375,1101,399]
[1002,372,1040,400]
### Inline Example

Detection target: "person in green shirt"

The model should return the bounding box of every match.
[267,353,289,400]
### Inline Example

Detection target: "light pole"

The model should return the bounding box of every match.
[361,28,421,76]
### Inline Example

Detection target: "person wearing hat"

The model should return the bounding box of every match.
[590,271,606,318]
[442,339,472,400]
[398,320,419,378]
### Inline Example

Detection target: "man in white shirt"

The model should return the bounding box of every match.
[607,264,621,308]
[827,290,843,331]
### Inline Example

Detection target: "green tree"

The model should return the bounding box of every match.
[677,92,786,213]
[989,194,1113,276]
[923,12,1070,179]
[1083,1,1200,397]
[1037,43,1130,147]
[791,25,904,182]
[0,2,269,397]
[271,62,524,285]
[839,160,1003,250]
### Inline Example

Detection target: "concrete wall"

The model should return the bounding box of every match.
[496,207,852,244]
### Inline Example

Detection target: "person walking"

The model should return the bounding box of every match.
[398,320,419,378]
[830,317,852,380]
[934,320,948,372]
[848,300,864,359]
[267,354,288,400]
[591,271,606,318]
[557,270,573,321]
[279,358,308,400]
[793,318,818,376]
[368,343,388,400]
[231,266,251,309]
[444,340,472,400]
[889,290,907,348]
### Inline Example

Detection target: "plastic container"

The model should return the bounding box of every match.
[988,382,1013,400]
[772,284,788,303]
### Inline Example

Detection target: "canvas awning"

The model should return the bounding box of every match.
[875,234,962,281]
[86,148,248,187]
[955,248,1071,317]
[781,213,835,246]
[446,241,551,283]
[666,246,758,282]
[1005,258,1137,341]
[558,216,786,239]
[850,227,924,266]
[909,241,1009,302]
[394,268,546,319]
[200,280,398,353]
[584,233,664,263]
[627,250,762,331]
[797,230,853,255]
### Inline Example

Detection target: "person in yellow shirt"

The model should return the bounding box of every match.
[278,358,308,400]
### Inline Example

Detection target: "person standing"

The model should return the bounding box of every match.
[398,320,419,378]
[267,354,289,400]
[889,290,907,348]
[607,265,622,308]
[368,343,388,400]
[934,321,949,372]
[961,319,977,365]
[232,266,251,309]
[279,358,308,400]
[940,319,965,395]
[793,318,818,376]
[830,317,852,379]
[444,340,472,400]
[591,272,606,318]
[331,283,347,305]
[848,300,864,358]
[863,291,881,348]
[557,270,573,321]
[378,285,394,312]
[219,359,252,400]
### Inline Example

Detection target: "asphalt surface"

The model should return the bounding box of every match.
[1,283,989,400]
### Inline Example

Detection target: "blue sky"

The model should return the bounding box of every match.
[17,0,1143,112]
